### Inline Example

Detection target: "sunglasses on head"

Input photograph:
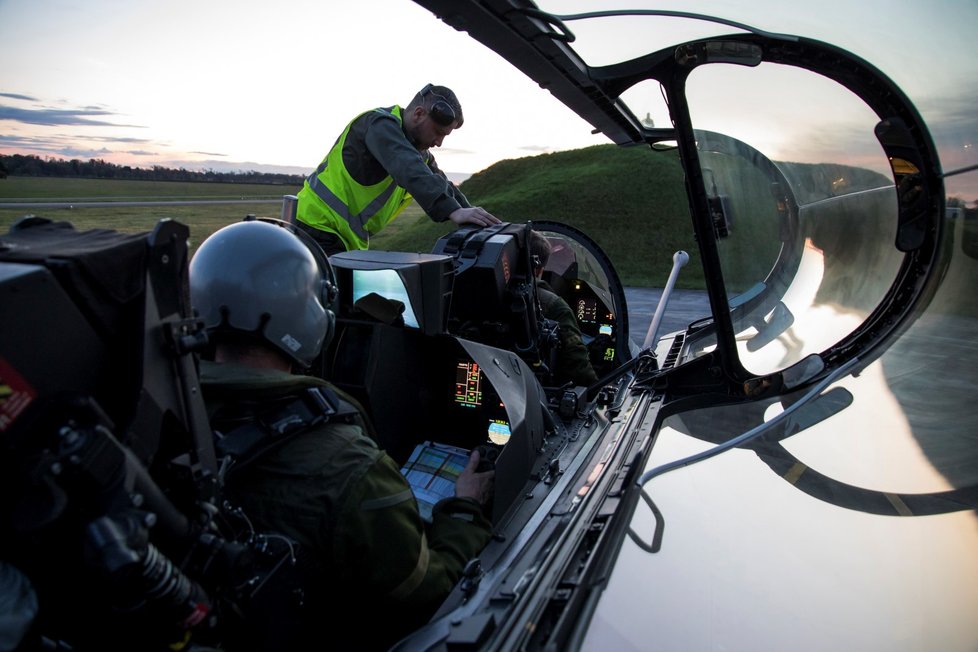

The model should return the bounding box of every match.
[421,83,457,127]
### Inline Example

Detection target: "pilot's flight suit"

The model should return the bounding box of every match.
[537,280,599,386]
[200,361,492,649]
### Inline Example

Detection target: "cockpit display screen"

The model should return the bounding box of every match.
[352,268,420,329]
[487,419,511,446]
[575,295,615,341]
[450,356,512,451]
[576,297,599,325]
[455,360,483,408]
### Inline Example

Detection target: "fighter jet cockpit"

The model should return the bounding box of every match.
[321,220,631,525]
[3,0,974,648]
[0,204,635,649]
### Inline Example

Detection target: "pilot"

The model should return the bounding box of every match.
[190,219,494,649]
[529,230,600,387]
[295,83,501,255]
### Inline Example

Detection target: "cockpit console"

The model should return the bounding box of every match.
[324,245,547,525]
[322,226,625,514]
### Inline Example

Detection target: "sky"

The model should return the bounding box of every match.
[0,0,601,178]
[1,0,976,189]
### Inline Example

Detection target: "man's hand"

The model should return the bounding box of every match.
[455,449,495,505]
[449,206,502,228]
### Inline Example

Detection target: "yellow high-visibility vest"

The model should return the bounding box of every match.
[296,105,415,251]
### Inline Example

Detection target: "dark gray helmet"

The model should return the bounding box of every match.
[190,219,336,367]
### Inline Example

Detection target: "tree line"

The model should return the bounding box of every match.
[0,154,304,185]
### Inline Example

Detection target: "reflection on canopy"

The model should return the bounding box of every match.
[683,60,904,377]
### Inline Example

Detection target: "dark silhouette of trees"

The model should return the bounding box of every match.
[0,154,304,185]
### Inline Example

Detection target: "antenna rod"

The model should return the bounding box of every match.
[643,251,689,350]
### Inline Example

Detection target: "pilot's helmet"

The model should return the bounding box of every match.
[189,218,336,368]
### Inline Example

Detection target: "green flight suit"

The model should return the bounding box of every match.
[537,280,599,386]
[200,361,492,649]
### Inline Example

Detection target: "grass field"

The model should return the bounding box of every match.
[0,174,687,287]
[0,175,606,262]
[0,177,306,252]
[0,176,300,201]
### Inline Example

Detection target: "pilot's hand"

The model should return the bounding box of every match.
[455,449,495,505]
[449,206,501,228]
